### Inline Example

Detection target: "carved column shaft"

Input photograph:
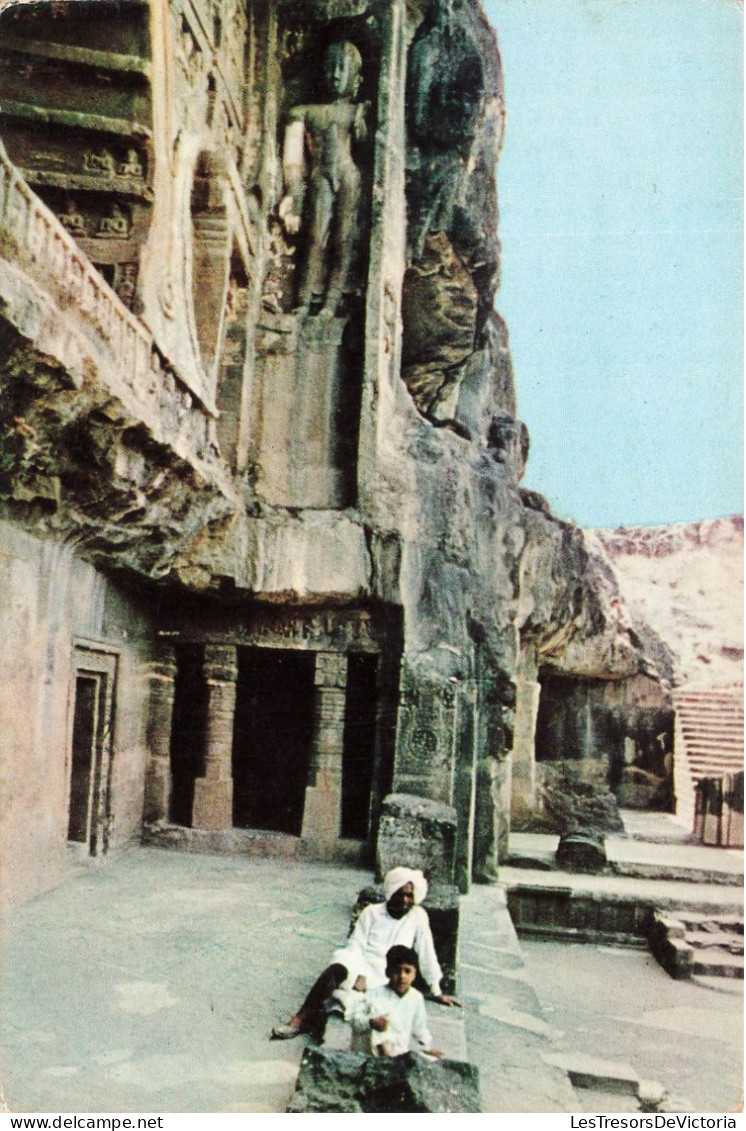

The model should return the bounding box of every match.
[144,645,176,824]
[301,652,348,851]
[192,645,238,831]
[510,651,541,819]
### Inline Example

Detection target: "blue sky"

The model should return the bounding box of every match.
[483,0,743,528]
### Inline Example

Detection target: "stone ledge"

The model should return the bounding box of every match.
[142,823,368,864]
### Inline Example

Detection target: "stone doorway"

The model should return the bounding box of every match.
[66,647,117,855]
[232,648,316,835]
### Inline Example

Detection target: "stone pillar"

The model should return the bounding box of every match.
[472,755,500,883]
[393,664,460,804]
[510,662,541,820]
[301,652,348,851]
[192,644,238,831]
[495,753,512,863]
[143,644,176,824]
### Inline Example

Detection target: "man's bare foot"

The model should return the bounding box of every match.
[270,1016,306,1040]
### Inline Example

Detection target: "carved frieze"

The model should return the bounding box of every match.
[157,607,383,652]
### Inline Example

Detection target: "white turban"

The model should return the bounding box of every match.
[383,867,428,905]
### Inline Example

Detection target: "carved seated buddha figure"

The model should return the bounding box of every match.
[118,149,143,178]
[60,198,86,235]
[98,203,129,238]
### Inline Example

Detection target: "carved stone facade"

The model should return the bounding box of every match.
[0,0,655,909]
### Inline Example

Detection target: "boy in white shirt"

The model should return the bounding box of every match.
[350,945,444,1058]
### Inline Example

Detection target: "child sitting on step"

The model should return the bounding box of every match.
[349,945,444,1058]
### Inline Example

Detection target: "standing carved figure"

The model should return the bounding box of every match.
[280,40,366,317]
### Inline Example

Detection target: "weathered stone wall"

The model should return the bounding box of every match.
[0,519,154,906]
[0,0,662,906]
[534,673,674,812]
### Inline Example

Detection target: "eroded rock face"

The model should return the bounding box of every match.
[288,1048,481,1113]
[590,518,744,689]
[402,0,506,426]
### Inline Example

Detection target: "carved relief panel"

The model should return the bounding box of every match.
[0,1,156,314]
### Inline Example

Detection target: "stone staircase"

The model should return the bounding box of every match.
[673,688,744,827]
[649,909,744,980]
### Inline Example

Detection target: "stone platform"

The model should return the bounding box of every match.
[503,812,743,947]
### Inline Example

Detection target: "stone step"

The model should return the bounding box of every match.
[686,761,743,772]
[541,1052,665,1105]
[678,712,744,722]
[685,930,744,953]
[676,912,744,933]
[681,716,744,725]
[690,948,744,978]
[687,755,744,767]
[681,733,742,744]
[679,720,743,731]
[683,705,743,712]
[688,761,744,775]
[680,721,743,732]
[684,742,742,753]
[676,695,743,703]
[687,749,742,761]
[675,693,744,703]
[682,735,744,747]
[682,705,746,714]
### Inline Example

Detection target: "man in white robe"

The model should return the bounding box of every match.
[271,866,460,1039]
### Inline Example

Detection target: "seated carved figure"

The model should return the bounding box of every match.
[280,40,367,318]
[119,149,143,178]
[60,199,86,235]
[270,867,460,1041]
[84,149,115,177]
[98,203,129,237]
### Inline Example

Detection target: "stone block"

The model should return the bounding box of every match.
[556,833,607,873]
[542,1051,639,1095]
[376,793,458,886]
[287,1047,480,1113]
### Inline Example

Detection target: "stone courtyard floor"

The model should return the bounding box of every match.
[1,851,365,1114]
[0,843,743,1114]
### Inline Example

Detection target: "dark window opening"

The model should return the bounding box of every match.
[169,645,207,826]
[232,648,315,835]
[341,653,378,840]
[94,262,116,287]
[67,674,100,846]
